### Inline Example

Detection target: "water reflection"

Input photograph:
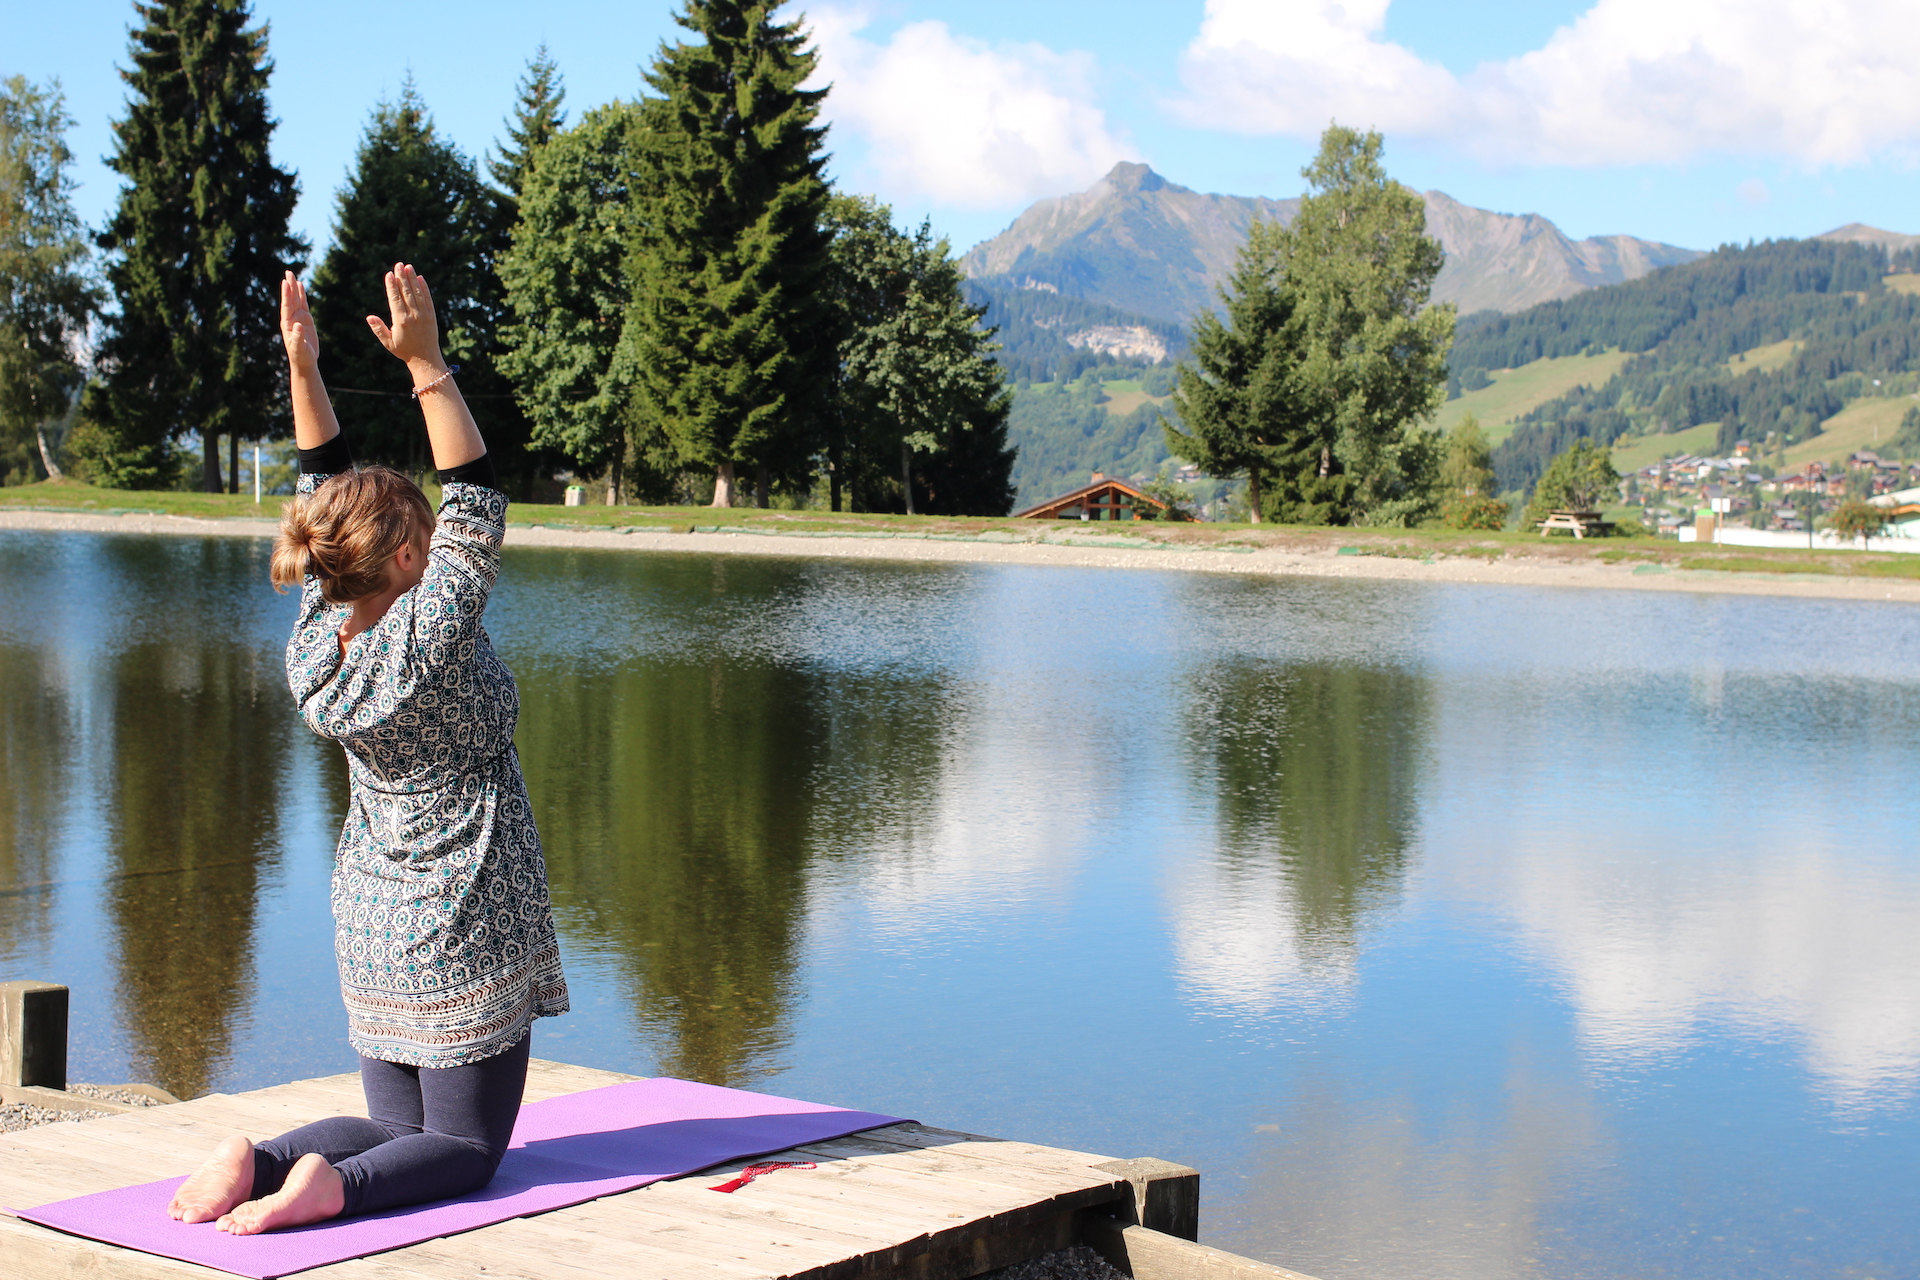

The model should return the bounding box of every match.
[99,637,291,1099]
[505,551,967,1086]
[0,643,71,958]
[4,531,1920,1280]
[1173,662,1428,1017]
[518,656,823,1085]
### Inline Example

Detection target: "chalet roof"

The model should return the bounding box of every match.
[1014,475,1169,519]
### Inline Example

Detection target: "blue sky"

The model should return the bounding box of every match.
[9,0,1920,262]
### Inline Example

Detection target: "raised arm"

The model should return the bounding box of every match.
[281,272,341,451]
[365,263,485,472]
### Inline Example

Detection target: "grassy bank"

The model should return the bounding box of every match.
[8,477,1920,582]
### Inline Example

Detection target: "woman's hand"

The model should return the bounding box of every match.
[365,263,446,383]
[280,272,320,377]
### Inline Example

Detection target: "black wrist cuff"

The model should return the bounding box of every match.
[437,453,496,488]
[297,435,353,475]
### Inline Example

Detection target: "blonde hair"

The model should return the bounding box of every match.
[270,466,435,604]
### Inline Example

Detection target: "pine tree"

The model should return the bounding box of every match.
[821,195,1014,515]
[1166,220,1333,524]
[629,0,833,508]
[89,0,305,491]
[0,76,99,486]
[489,47,566,203]
[312,83,540,492]
[1273,126,1453,526]
[499,100,673,503]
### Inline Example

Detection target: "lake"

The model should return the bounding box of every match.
[2,527,1917,1280]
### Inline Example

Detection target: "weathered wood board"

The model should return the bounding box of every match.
[0,1060,1139,1280]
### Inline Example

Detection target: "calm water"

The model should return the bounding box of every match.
[3,529,1918,1280]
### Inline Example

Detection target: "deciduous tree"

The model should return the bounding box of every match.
[0,76,98,485]
[1524,439,1619,525]
[499,101,674,503]
[90,0,305,491]
[1273,126,1452,526]
[821,195,1014,516]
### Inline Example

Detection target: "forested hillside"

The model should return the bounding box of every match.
[1003,363,1176,506]
[1468,240,1920,493]
[962,282,1186,383]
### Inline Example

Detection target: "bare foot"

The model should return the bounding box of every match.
[168,1134,256,1224]
[216,1153,345,1235]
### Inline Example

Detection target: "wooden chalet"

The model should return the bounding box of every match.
[1016,472,1168,521]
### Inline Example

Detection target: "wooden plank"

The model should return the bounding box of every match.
[0,1214,228,1280]
[1082,1219,1327,1280]
[0,1060,1162,1280]
[786,1132,1121,1199]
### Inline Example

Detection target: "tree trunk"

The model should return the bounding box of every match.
[1246,467,1263,523]
[202,428,223,493]
[900,442,916,516]
[35,426,63,481]
[228,433,240,495]
[827,443,842,512]
[608,453,623,505]
[712,460,735,507]
[754,465,769,509]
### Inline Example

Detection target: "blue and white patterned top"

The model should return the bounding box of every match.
[286,472,569,1067]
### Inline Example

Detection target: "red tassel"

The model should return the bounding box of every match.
[710,1160,817,1193]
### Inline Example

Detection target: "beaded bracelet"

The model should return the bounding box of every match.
[411,364,461,400]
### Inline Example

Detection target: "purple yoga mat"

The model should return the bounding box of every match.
[11,1076,907,1279]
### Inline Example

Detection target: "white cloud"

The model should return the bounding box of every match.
[1176,0,1920,167]
[807,8,1136,208]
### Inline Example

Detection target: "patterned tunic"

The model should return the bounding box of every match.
[285,473,569,1067]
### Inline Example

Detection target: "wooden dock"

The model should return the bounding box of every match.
[0,1058,1320,1280]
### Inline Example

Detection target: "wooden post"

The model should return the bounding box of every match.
[1093,1157,1200,1240]
[1,980,68,1090]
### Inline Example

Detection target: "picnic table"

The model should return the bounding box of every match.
[1536,509,1614,538]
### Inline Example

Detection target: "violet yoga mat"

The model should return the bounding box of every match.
[12,1076,907,1279]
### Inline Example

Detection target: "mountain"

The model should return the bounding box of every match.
[1819,223,1920,256]
[959,163,1702,327]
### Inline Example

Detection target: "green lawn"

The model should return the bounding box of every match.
[1781,394,1917,470]
[1611,422,1720,474]
[1436,349,1632,442]
[1724,339,1802,376]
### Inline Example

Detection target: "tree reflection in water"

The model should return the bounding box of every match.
[99,540,293,1101]
[1175,661,1429,1009]
[512,546,962,1088]
[0,644,71,961]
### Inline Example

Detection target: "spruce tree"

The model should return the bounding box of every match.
[313,83,540,492]
[630,0,833,507]
[91,0,304,491]
[1166,220,1332,523]
[0,77,99,486]
[489,47,566,203]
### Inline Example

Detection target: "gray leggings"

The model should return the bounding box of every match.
[250,1034,530,1218]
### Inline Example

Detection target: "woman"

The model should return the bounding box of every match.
[164,265,569,1235]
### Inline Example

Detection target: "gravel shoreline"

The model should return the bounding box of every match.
[6,507,1920,603]
[0,1083,167,1133]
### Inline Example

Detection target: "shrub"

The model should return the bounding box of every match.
[1442,495,1509,530]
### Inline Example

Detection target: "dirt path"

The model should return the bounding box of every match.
[6,508,1919,603]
